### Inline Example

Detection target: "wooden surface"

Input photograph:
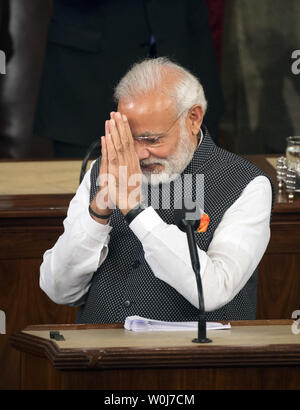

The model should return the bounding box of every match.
[0,160,83,389]
[10,321,300,389]
[22,322,300,349]
[0,160,92,195]
[1,155,300,389]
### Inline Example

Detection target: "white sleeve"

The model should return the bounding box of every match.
[39,162,112,305]
[129,175,272,311]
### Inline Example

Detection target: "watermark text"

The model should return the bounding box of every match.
[291,310,300,335]
[95,169,205,220]
[0,309,6,334]
[0,50,6,74]
[291,50,300,75]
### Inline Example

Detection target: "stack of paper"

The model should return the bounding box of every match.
[124,315,231,332]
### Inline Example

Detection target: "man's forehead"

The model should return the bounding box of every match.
[118,92,176,118]
[118,95,178,138]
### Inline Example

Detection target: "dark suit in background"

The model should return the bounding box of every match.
[34,0,223,157]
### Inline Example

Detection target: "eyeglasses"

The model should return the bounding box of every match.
[133,108,188,148]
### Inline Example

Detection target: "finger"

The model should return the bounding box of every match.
[99,136,108,195]
[105,133,118,206]
[115,112,130,148]
[103,122,110,171]
[99,136,112,208]
[100,136,108,175]
[120,113,140,164]
[121,113,135,151]
[96,136,108,207]
[109,118,124,154]
[105,120,110,139]
[106,132,118,166]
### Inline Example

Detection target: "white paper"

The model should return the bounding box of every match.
[124,315,231,332]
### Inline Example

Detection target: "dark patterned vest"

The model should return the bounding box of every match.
[76,127,273,323]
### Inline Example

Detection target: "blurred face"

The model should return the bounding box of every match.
[118,92,203,185]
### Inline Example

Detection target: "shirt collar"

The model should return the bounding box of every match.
[198,129,204,146]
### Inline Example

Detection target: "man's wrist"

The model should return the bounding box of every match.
[82,208,113,239]
[124,204,147,224]
[88,203,113,225]
[89,205,112,219]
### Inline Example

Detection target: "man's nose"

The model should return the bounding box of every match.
[134,141,151,161]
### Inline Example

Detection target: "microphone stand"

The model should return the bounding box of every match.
[184,220,212,344]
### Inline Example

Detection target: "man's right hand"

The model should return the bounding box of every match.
[89,121,114,225]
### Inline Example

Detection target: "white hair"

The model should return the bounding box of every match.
[114,57,207,116]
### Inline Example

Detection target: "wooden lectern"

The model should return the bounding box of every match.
[11,320,300,390]
[1,156,300,389]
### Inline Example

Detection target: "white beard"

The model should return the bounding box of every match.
[140,119,196,186]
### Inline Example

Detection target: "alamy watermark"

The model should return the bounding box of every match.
[95,169,205,219]
[291,310,300,335]
[0,50,6,74]
[0,309,6,334]
[291,50,300,75]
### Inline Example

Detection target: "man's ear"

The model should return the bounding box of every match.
[186,105,203,136]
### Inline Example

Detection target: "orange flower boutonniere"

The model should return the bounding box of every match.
[197,213,210,233]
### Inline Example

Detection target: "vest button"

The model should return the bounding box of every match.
[124,300,131,307]
[131,260,141,269]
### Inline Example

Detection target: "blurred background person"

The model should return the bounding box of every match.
[33,0,224,158]
[0,0,52,158]
[1,0,299,159]
[221,0,300,154]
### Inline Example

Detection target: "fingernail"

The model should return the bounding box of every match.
[110,119,115,126]
[116,112,121,119]
[122,114,127,121]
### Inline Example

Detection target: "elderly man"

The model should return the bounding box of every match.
[40,58,273,323]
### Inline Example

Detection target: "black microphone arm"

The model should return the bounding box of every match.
[79,140,101,184]
[174,209,212,343]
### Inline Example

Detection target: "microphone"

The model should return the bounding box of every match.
[174,203,212,344]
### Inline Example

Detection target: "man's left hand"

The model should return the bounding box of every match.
[104,111,143,215]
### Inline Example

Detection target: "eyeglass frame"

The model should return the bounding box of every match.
[132,106,193,146]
